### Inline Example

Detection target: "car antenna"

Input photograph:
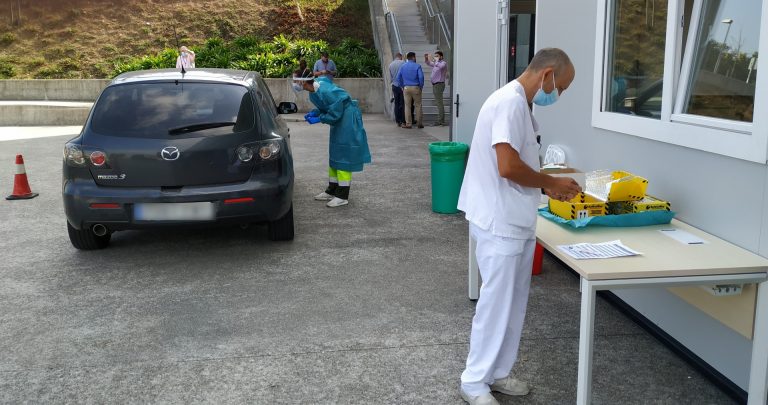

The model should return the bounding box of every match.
[172,23,186,75]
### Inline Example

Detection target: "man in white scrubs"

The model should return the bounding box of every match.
[458,48,581,405]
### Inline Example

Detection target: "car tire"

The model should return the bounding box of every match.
[268,205,294,241]
[67,221,111,250]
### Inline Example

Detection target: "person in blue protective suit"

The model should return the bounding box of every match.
[292,69,372,207]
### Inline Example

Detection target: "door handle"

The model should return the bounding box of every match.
[454,94,460,118]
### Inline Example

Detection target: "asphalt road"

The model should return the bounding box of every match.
[0,117,735,404]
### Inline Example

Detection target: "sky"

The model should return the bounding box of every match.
[706,0,762,55]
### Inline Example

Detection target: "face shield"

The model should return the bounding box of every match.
[291,75,313,93]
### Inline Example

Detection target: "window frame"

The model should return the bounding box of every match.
[592,0,768,163]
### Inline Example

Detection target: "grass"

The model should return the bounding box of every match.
[0,0,373,79]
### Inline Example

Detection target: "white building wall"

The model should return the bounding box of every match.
[534,0,768,390]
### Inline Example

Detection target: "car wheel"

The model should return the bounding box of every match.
[268,205,294,241]
[67,221,111,250]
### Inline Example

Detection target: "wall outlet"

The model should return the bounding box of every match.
[700,284,743,296]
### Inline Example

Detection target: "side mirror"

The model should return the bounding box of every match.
[277,102,298,114]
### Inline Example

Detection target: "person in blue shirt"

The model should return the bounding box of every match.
[393,51,424,128]
[313,52,337,82]
[293,69,371,208]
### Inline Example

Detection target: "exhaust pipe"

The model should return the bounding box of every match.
[92,224,108,237]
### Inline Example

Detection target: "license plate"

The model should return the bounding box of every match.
[134,202,215,221]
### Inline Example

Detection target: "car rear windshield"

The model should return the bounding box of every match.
[90,82,256,138]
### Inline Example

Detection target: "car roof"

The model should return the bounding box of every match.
[110,68,261,86]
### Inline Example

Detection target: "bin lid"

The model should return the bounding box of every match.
[429,141,468,156]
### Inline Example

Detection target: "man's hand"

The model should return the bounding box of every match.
[305,116,321,125]
[544,177,582,201]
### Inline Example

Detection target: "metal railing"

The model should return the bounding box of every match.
[382,0,403,56]
[419,0,452,51]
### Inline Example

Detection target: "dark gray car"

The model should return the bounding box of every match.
[63,68,298,249]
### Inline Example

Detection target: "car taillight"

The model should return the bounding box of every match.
[236,146,254,162]
[91,150,107,166]
[224,197,255,205]
[64,143,85,167]
[90,151,107,166]
[89,203,120,209]
[258,141,281,160]
[236,140,281,162]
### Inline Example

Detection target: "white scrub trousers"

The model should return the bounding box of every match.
[461,223,535,396]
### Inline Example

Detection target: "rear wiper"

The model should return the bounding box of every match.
[168,121,236,135]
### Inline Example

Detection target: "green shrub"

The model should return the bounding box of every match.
[0,58,15,78]
[111,35,380,79]
[34,65,64,79]
[24,57,45,69]
[0,32,16,46]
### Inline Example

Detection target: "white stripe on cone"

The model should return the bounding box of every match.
[16,163,25,175]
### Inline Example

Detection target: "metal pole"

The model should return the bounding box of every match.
[714,19,733,74]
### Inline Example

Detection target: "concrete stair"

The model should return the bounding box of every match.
[387,0,451,124]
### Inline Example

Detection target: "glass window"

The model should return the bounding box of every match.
[681,0,761,122]
[605,0,669,118]
[593,0,768,163]
[91,83,255,138]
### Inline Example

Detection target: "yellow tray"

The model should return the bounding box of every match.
[605,171,648,202]
[549,193,607,220]
[609,195,671,214]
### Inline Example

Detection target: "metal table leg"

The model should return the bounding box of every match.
[468,224,479,300]
[748,280,768,404]
[577,277,597,404]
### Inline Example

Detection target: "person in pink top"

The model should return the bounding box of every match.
[425,50,448,126]
[176,46,195,70]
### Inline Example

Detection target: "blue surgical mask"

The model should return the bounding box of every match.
[292,83,303,93]
[532,72,559,106]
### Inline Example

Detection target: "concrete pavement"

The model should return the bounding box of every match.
[0,115,735,403]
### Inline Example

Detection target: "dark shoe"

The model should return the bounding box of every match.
[402,124,412,129]
[417,124,424,128]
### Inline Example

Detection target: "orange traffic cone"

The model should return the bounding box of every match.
[6,154,39,200]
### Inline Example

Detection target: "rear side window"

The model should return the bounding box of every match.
[90,82,256,138]
[257,77,279,117]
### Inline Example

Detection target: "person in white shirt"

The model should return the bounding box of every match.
[176,46,195,69]
[457,48,581,405]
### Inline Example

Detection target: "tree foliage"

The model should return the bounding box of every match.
[113,35,381,78]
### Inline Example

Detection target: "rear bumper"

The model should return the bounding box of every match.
[63,174,293,231]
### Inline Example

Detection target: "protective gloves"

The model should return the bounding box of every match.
[305,116,321,125]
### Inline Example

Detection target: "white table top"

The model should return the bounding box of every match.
[536,216,768,281]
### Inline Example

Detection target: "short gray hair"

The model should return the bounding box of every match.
[526,48,573,77]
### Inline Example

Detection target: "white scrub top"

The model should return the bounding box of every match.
[457,80,541,239]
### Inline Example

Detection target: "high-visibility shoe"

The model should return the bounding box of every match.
[314,192,334,201]
[490,376,529,396]
[326,197,348,208]
[459,389,499,405]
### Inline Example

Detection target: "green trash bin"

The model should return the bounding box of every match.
[429,141,469,214]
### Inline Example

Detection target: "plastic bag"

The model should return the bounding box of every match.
[543,144,566,167]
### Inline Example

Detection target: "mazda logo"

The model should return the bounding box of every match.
[161,147,180,161]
